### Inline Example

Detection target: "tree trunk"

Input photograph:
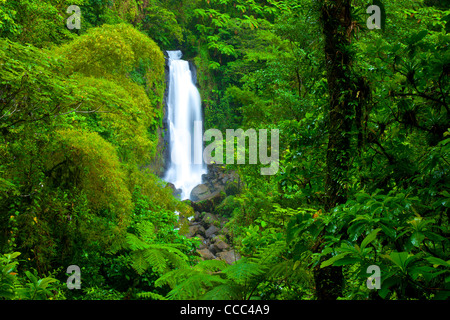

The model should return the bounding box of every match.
[314,0,356,300]
[322,0,354,211]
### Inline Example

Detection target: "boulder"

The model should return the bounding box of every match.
[167,182,182,198]
[194,235,207,249]
[213,239,229,252]
[195,233,205,241]
[190,191,226,213]
[205,225,220,238]
[197,248,215,260]
[202,212,220,226]
[208,244,217,255]
[217,250,241,265]
[211,234,227,243]
[190,184,212,202]
[191,165,240,208]
[187,224,205,238]
[224,180,240,196]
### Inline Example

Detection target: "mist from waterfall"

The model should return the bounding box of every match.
[164,50,206,200]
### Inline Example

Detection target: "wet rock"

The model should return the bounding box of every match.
[191,191,225,213]
[212,234,227,243]
[208,244,217,255]
[195,233,205,241]
[195,235,207,249]
[192,164,239,204]
[190,184,212,202]
[167,182,182,198]
[187,224,205,238]
[202,212,220,226]
[205,225,220,238]
[197,248,215,260]
[217,250,241,265]
[213,239,229,252]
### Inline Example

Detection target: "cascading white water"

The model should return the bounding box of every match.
[164,50,206,200]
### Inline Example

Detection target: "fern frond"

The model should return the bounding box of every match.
[201,284,244,300]
[222,258,264,284]
[152,243,189,260]
[137,291,167,300]
[135,221,156,242]
[142,248,168,274]
[108,230,128,254]
[250,240,285,265]
[126,233,150,251]
[130,251,150,275]
[166,273,227,300]
[270,260,313,294]
[194,259,228,272]
[155,267,227,300]
[163,250,188,270]
[155,268,198,289]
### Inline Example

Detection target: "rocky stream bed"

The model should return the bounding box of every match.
[186,211,241,265]
[170,164,242,265]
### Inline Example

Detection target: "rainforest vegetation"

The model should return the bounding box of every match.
[0,0,449,301]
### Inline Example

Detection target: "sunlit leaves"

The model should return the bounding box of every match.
[0,0,76,47]
[58,23,164,79]
[140,5,183,47]
[52,128,133,225]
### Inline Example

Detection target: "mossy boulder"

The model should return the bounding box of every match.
[224,180,240,196]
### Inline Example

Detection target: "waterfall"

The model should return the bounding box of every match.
[164,50,206,200]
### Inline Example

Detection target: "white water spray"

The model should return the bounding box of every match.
[164,50,206,200]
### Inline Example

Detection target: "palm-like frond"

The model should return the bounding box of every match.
[136,291,167,300]
[121,220,189,275]
[201,283,244,300]
[222,258,265,285]
[155,267,227,300]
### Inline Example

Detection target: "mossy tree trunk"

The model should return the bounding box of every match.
[314,0,360,300]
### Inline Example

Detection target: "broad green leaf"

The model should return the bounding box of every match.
[405,30,428,45]
[410,231,425,247]
[361,228,382,251]
[332,257,361,267]
[385,252,409,271]
[37,277,58,289]
[320,252,352,268]
[425,257,450,268]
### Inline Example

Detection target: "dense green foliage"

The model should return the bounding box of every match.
[0,0,448,301]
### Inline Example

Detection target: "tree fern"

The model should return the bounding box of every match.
[120,221,189,275]
[153,256,267,300]
[155,267,227,299]
[251,240,313,291]
[201,283,244,300]
[136,291,167,300]
[150,236,315,300]
[268,259,313,289]
[222,258,265,285]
